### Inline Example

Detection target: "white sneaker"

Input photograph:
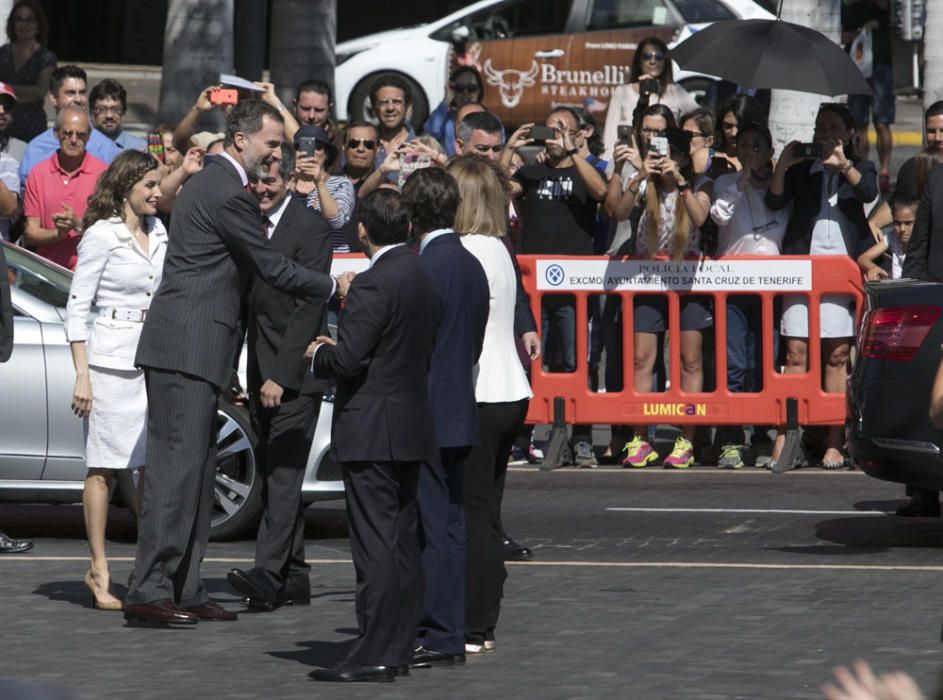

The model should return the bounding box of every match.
[483,639,496,652]
[465,642,486,654]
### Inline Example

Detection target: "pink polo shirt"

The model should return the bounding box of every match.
[23,151,108,270]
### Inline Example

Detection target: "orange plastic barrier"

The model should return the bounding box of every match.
[330,253,865,429]
[516,255,865,428]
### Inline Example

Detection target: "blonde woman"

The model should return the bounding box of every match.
[447,155,532,654]
[65,150,166,610]
[616,127,712,469]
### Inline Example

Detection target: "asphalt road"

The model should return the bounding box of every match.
[2,467,943,699]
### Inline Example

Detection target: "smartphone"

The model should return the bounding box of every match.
[397,153,433,189]
[649,135,668,157]
[640,78,659,94]
[209,88,238,106]
[297,136,318,157]
[795,142,823,159]
[146,132,164,163]
[529,125,555,144]
[617,124,632,145]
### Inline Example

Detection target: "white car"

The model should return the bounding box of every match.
[335,0,775,129]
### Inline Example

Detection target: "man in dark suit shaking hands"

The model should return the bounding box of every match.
[226,143,332,611]
[403,169,489,667]
[307,189,441,682]
[124,101,342,627]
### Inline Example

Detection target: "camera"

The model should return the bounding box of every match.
[640,78,659,95]
[617,124,632,145]
[209,88,238,106]
[529,125,555,144]
[296,136,318,157]
[648,135,668,157]
[795,142,823,159]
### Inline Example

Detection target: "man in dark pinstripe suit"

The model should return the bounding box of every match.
[123,101,341,626]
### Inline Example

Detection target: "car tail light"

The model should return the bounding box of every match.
[860,306,941,361]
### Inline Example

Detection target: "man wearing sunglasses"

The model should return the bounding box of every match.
[338,122,379,253]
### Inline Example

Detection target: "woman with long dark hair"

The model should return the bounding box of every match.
[614,128,712,469]
[766,103,877,468]
[448,155,532,654]
[423,66,485,156]
[602,37,697,162]
[64,150,167,609]
[711,94,767,175]
[0,0,55,142]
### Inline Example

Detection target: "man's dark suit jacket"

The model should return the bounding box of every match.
[419,232,489,449]
[136,156,333,389]
[314,245,441,464]
[0,245,12,363]
[766,158,878,259]
[903,164,943,281]
[247,195,332,395]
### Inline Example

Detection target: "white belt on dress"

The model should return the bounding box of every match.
[99,307,148,322]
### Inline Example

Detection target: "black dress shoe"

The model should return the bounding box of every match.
[309,661,396,683]
[411,645,466,667]
[124,599,199,626]
[0,531,33,554]
[182,600,237,621]
[393,665,410,677]
[228,568,277,610]
[274,583,311,608]
[896,496,941,517]
[503,535,533,561]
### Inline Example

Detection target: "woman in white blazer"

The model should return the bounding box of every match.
[65,150,167,610]
[448,155,533,654]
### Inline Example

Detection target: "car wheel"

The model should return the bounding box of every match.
[209,401,262,541]
[348,72,429,133]
[111,401,262,540]
[679,77,715,108]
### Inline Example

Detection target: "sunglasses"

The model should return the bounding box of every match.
[347,138,376,150]
[452,84,479,93]
[642,51,665,61]
[684,130,707,138]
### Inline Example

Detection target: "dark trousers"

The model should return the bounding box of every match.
[344,460,423,667]
[464,399,528,644]
[249,390,321,597]
[127,368,218,607]
[416,446,469,655]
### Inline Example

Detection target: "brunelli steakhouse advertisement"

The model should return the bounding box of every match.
[449,26,676,125]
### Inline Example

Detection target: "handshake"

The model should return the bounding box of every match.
[333,270,356,302]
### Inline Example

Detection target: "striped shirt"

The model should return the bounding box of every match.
[305,175,356,252]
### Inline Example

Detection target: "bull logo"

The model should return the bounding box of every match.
[483,59,539,109]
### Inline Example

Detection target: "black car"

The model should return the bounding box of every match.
[847,279,943,489]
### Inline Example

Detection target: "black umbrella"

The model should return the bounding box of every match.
[671,19,871,96]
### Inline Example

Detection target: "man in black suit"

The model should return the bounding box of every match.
[226,144,332,610]
[124,100,343,627]
[904,164,943,282]
[0,245,33,554]
[402,169,489,667]
[307,189,441,683]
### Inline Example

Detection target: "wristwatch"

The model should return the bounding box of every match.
[566,147,579,157]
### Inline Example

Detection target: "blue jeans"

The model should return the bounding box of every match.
[717,297,777,446]
[541,296,576,373]
[541,296,591,443]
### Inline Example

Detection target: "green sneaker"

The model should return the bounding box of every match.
[718,444,745,470]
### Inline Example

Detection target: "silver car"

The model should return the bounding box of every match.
[0,241,343,540]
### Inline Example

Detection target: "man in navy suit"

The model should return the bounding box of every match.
[403,169,489,667]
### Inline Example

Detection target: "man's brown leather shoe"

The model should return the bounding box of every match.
[182,600,238,621]
[124,599,198,626]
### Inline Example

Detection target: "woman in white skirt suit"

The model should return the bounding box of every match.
[65,150,167,609]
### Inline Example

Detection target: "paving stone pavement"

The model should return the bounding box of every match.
[3,468,943,699]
